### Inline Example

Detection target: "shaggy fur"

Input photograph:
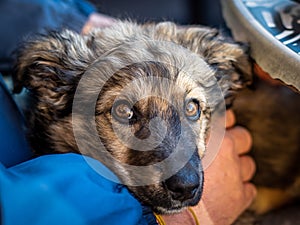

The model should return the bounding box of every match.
[13,21,253,213]
[233,75,300,215]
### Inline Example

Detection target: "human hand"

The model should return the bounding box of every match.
[82,13,116,34]
[162,110,257,225]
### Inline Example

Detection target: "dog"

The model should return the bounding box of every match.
[12,21,253,214]
[233,70,300,215]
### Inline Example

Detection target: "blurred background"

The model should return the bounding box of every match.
[90,0,225,27]
[0,0,226,76]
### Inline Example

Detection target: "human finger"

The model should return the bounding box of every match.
[239,156,256,182]
[226,110,236,128]
[243,183,257,209]
[82,13,116,34]
[227,126,252,155]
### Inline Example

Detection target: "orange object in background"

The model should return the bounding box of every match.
[222,0,300,92]
[254,64,283,87]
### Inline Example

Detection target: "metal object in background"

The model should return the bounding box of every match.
[222,0,300,91]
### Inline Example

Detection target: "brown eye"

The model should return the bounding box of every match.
[112,100,134,123]
[185,100,200,121]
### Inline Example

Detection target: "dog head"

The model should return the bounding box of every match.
[13,21,252,213]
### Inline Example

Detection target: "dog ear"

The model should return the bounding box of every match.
[13,30,96,112]
[176,26,253,106]
[202,30,253,106]
[12,30,99,154]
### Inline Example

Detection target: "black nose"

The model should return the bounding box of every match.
[165,164,201,201]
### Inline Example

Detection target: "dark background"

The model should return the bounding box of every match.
[90,0,225,27]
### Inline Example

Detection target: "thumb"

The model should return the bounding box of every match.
[243,183,257,210]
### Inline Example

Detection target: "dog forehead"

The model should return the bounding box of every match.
[114,62,209,102]
[94,58,212,113]
[91,24,216,112]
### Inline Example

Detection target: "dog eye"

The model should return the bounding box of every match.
[112,100,134,123]
[185,100,200,121]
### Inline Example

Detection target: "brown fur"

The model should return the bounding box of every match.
[13,21,253,213]
[233,75,300,214]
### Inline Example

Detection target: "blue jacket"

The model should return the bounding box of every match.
[0,0,95,74]
[0,153,150,225]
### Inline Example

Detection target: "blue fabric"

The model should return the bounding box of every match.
[0,75,33,167]
[0,153,148,225]
[0,0,96,73]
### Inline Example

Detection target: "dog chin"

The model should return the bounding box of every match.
[154,205,187,215]
[152,192,202,214]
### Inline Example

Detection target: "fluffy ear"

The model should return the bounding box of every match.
[208,38,253,107]
[12,30,100,154]
[176,26,253,106]
[13,30,96,113]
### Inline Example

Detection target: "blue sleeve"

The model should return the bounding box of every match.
[0,0,96,74]
[0,153,149,225]
[0,75,33,167]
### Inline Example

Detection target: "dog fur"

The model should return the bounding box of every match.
[13,21,253,214]
[14,21,300,216]
[233,74,300,215]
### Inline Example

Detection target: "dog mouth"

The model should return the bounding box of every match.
[126,170,203,214]
[131,169,204,214]
[124,149,204,214]
[153,184,203,214]
[155,157,203,213]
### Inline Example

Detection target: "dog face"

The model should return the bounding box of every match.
[92,60,211,213]
[13,21,252,213]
